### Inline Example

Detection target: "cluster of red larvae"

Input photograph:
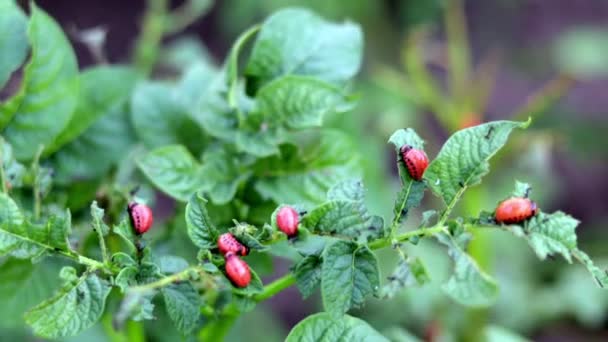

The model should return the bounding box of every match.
[218,206,300,288]
[217,233,251,288]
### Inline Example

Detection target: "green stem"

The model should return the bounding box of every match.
[0,141,6,194]
[128,266,203,293]
[368,225,446,250]
[31,145,44,221]
[512,74,574,121]
[445,0,472,105]
[253,273,296,301]
[133,0,168,75]
[252,225,447,303]
[96,228,110,266]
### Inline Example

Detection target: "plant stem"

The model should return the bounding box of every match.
[253,273,296,301]
[133,0,168,75]
[31,145,44,221]
[0,141,6,194]
[128,266,203,293]
[368,225,446,250]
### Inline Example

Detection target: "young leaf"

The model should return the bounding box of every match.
[90,201,109,236]
[293,255,322,298]
[137,145,205,202]
[185,192,219,249]
[300,180,384,243]
[114,290,156,328]
[437,233,499,307]
[161,282,202,335]
[388,128,427,225]
[114,266,138,292]
[113,220,137,255]
[246,8,363,90]
[2,4,79,160]
[0,138,26,188]
[0,0,28,89]
[380,257,430,299]
[255,130,361,207]
[199,147,253,204]
[321,241,380,317]
[285,312,388,342]
[0,194,72,259]
[51,66,138,152]
[24,270,111,338]
[424,120,530,208]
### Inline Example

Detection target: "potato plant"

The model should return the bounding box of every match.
[0,2,606,340]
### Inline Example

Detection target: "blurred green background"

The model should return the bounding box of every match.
[7,0,608,340]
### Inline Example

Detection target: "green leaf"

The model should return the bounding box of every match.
[293,255,322,298]
[255,130,361,207]
[24,271,111,339]
[300,180,384,243]
[0,138,26,188]
[229,223,268,252]
[388,128,425,151]
[246,8,363,90]
[52,105,136,184]
[185,192,219,249]
[380,257,429,299]
[161,282,202,335]
[114,291,156,326]
[199,146,253,204]
[2,4,79,160]
[483,325,531,342]
[192,71,239,141]
[157,255,189,274]
[90,201,109,236]
[571,250,608,288]
[114,266,138,292]
[382,327,423,342]
[226,24,260,108]
[253,75,348,130]
[0,193,72,259]
[511,180,531,198]
[113,220,137,255]
[130,82,205,150]
[388,129,427,224]
[0,258,62,328]
[321,241,380,317]
[436,233,499,307]
[500,211,608,288]
[0,0,28,89]
[51,66,137,152]
[177,60,218,105]
[137,145,205,202]
[424,120,530,206]
[285,312,388,342]
[291,227,332,256]
[524,212,577,262]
